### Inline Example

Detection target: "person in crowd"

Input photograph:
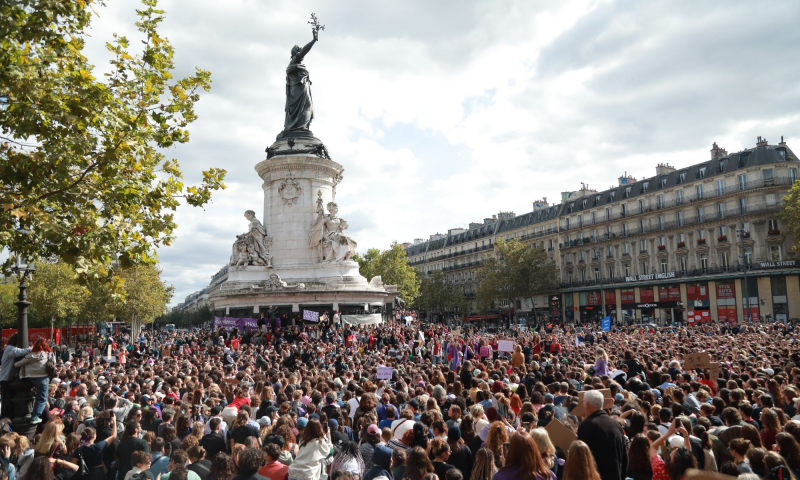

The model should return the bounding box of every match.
[492,433,554,480]
[116,421,150,480]
[561,441,601,480]
[73,422,117,480]
[209,453,237,480]
[259,444,290,480]
[363,445,393,480]
[429,438,456,480]
[577,390,627,480]
[14,339,52,424]
[162,449,201,480]
[401,447,433,480]
[187,445,212,479]
[287,419,333,480]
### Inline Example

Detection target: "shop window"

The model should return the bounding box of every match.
[621,289,635,303]
[640,288,655,302]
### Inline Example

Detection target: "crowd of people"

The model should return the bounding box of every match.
[0,316,797,480]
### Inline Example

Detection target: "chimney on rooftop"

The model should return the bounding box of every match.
[710,142,728,160]
[656,163,676,175]
[757,136,768,147]
[779,135,786,146]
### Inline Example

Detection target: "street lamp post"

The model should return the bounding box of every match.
[595,249,606,324]
[9,253,36,437]
[737,227,750,324]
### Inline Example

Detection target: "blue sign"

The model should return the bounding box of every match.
[601,317,611,331]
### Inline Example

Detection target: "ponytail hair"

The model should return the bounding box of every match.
[81,427,96,445]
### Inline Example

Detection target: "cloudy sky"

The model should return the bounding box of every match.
[82,0,800,306]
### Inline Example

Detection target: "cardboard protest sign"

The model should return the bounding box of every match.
[684,352,711,369]
[452,328,461,338]
[544,418,577,454]
[377,366,394,380]
[571,389,612,417]
[708,362,721,381]
[684,469,738,480]
[498,340,514,352]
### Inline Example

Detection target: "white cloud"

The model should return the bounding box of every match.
[81,0,800,305]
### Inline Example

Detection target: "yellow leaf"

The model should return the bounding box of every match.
[10,209,27,219]
[2,204,13,211]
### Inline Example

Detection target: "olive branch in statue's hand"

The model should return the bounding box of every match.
[309,13,325,40]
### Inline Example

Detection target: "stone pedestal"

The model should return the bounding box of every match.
[211,134,396,312]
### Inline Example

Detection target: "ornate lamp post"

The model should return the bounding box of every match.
[11,254,35,348]
[9,252,36,437]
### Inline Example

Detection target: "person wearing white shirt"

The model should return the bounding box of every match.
[204,407,229,439]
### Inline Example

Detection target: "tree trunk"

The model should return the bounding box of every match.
[50,315,55,341]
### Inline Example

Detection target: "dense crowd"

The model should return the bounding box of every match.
[0,315,799,480]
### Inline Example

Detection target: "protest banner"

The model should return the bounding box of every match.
[377,366,394,380]
[708,362,721,381]
[545,418,578,454]
[303,310,320,322]
[571,389,612,417]
[684,352,712,369]
[498,340,514,352]
[601,317,611,332]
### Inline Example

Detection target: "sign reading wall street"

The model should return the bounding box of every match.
[625,271,676,282]
[757,260,797,269]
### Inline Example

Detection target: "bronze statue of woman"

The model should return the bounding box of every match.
[281,28,318,137]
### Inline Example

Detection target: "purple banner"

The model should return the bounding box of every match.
[214,316,259,331]
[302,310,319,322]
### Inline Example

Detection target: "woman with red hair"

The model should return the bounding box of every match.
[15,338,52,424]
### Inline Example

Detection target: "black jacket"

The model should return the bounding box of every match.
[577,411,628,480]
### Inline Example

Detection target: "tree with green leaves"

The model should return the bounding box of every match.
[0,279,18,328]
[0,0,226,277]
[476,238,559,322]
[415,271,448,313]
[415,270,473,318]
[27,260,87,337]
[354,242,420,305]
[779,181,800,252]
[114,264,172,333]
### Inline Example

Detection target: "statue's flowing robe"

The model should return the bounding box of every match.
[284,61,313,131]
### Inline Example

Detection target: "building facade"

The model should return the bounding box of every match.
[405,138,800,324]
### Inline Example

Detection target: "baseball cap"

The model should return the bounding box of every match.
[367,424,381,436]
[447,426,461,442]
[544,393,554,403]
[258,416,272,427]
[329,419,338,430]
[297,417,308,428]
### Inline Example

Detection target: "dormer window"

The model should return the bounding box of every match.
[624,186,632,198]
[739,152,750,168]
[718,159,728,171]
[697,166,707,179]
[582,199,587,208]
[609,191,616,201]
[777,148,787,160]
[594,195,601,205]
[678,171,687,184]
[660,177,667,188]
[568,203,574,213]
[641,182,648,193]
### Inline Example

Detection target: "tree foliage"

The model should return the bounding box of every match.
[354,242,420,304]
[157,305,213,328]
[476,239,559,318]
[0,279,18,328]
[415,270,472,316]
[27,259,87,328]
[780,181,800,252]
[0,0,226,277]
[114,264,173,333]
